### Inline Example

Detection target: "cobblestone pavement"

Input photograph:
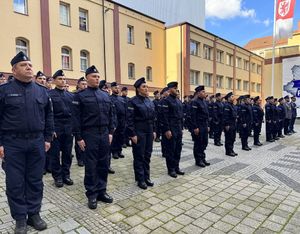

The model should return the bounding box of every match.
[1,124,300,233]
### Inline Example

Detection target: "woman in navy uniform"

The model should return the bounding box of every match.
[127,77,156,189]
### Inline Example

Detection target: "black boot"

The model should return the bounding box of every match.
[27,214,47,231]
[15,219,27,234]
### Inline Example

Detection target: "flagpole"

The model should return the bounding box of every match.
[271,0,277,96]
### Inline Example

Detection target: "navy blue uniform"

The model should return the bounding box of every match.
[73,87,114,199]
[110,94,127,157]
[290,102,297,132]
[238,103,253,149]
[190,97,209,164]
[153,98,161,140]
[277,104,286,137]
[121,95,131,146]
[0,79,54,220]
[48,88,74,182]
[208,101,214,138]
[127,95,156,183]
[212,101,224,145]
[252,104,264,144]
[158,98,167,157]
[272,104,279,138]
[223,102,237,154]
[265,103,274,141]
[160,93,183,174]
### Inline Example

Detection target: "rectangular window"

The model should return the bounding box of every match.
[60,2,70,26]
[251,82,256,92]
[216,75,223,88]
[226,53,233,66]
[256,83,261,92]
[251,63,256,73]
[216,50,224,63]
[203,45,212,60]
[236,57,242,68]
[79,8,88,31]
[236,79,241,90]
[226,77,233,89]
[243,81,249,91]
[190,40,200,56]
[203,73,212,87]
[257,65,262,74]
[146,67,152,81]
[127,25,134,44]
[244,60,250,71]
[128,63,135,79]
[145,32,152,49]
[190,70,200,85]
[14,0,27,14]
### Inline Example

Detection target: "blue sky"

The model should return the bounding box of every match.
[205,0,300,47]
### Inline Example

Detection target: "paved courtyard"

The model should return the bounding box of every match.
[1,124,300,233]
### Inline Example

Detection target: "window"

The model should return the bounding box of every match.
[257,65,262,74]
[128,63,135,79]
[190,70,200,85]
[60,2,70,26]
[16,38,29,55]
[243,81,249,91]
[244,60,250,71]
[216,50,224,63]
[236,79,241,90]
[203,45,212,60]
[216,75,223,88]
[256,83,261,92]
[190,40,200,56]
[236,57,242,68]
[79,9,88,31]
[146,66,152,81]
[145,32,152,49]
[226,53,233,66]
[80,50,89,71]
[127,25,134,44]
[61,47,72,70]
[203,73,212,87]
[14,0,27,14]
[251,63,256,73]
[226,77,233,89]
[251,82,256,92]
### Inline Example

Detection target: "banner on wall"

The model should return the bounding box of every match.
[283,56,300,115]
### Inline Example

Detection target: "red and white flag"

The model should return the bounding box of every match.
[275,0,296,40]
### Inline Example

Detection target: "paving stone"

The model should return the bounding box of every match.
[155,212,174,223]
[39,226,62,234]
[151,227,172,234]
[268,214,288,225]
[165,206,185,216]
[129,224,151,234]
[262,220,283,232]
[192,217,214,229]
[233,223,256,234]
[76,227,92,234]
[241,217,262,229]
[106,212,126,223]
[181,224,204,234]
[221,215,242,226]
[202,212,222,222]
[162,220,184,233]
[213,220,234,232]
[123,215,144,227]
[143,218,164,230]
[174,214,194,225]
[58,219,80,232]
[138,209,157,219]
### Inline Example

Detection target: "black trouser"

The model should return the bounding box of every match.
[284,119,291,134]
[132,130,153,183]
[49,133,73,181]
[161,134,167,157]
[44,151,51,172]
[240,124,250,148]
[192,126,208,163]
[75,142,85,164]
[111,126,125,156]
[253,122,262,144]
[164,129,183,173]
[266,121,273,141]
[277,120,284,136]
[3,134,45,220]
[82,128,110,199]
[214,122,222,144]
[224,125,236,154]
[290,117,296,132]
[209,120,214,138]
[272,121,278,138]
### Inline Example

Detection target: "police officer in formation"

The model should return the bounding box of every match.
[212,93,224,146]
[120,86,131,148]
[277,97,286,138]
[73,65,114,209]
[160,82,185,178]
[0,52,54,233]
[48,70,74,187]
[153,90,161,142]
[290,96,297,133]
[252,96,264,146]
[0,73,6,84]
[127,77,156,189]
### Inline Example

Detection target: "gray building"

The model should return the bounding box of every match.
[113,0,205,29]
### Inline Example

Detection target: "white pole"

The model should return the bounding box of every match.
[271,0,277,96]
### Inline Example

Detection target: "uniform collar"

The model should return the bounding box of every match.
[14,78,32,87]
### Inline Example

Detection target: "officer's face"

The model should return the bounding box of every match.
[86,73,100,88]
[65,84,69,91]
[228,95,234,103]
[12,61,34,81]
[36,76,47,85]
[78,81,87,90]
[53,76,66,88]
[198,90,206,98]
[0,77,6,84]
[137,84,149,97]
[112,86,119,94]
[122,90,128,96]
[169,87,177,96]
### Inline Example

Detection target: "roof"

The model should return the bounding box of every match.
[244,36,288,51]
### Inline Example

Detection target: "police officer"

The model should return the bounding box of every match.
[208,95,215,139]
[45,77,53,90]
[48,70,74,188]
[239,95,253,151]
[73,65,114,209]
[213,93,224,146]
[110,82,127,159]
[265,96,275,142]
[153,90,161,142]
[277,97,286,138]
[284,95,292,135]
[190,85,210,167]
[35,71,47,86]
[121,86,131,148]
[252,96,264,146]
[127,77,156,190]
[0,51,54,233]
[223,92,238,157]
[74,77,87,167]
[290,96,297,133]
[272,98,280,140]
[160,82,185,178]
[0,73,6,84]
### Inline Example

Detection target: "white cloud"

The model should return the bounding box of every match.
[205,0,256,19]
[263,19,271,27]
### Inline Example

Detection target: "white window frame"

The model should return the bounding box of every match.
[203,73,212,87]
[216,75,223,88]
[14,0,28,14]
[190,40,200,56]
[128,63,135,79]
[145,32,152,49]
[226,77,233,90]
[190,70,200,85]
[60,2,71,26]
[236,79,242,90]
[146,66,152,81]
[127,25,134,44]
[216,50,224,63]
[79,8,88,31]
[16,38,29,55]
[80,50,89,71]
[243,80,249,91]
[61,47,72,70]
[203,45,212,60]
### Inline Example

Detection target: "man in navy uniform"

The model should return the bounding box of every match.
[160,82,185,178]
[272,98,280,140]
[223,92,238,157]
[0,73,6,84]
[110,82,127,159]
[121,86,131,148]
[158,87,169,158]
[252,96,264,146]
[284,95,292,135]
[290,96,297,133]
[208,95,215,139]
[48,70,74,188]
[0,51,54,233]
[190,85,211,167]
[153,90,161,142]
[73,65,115,209]
[265,96,275,142]
[277,97,286,138]
[213,93,224,146]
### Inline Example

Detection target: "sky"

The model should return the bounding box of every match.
[205,0,300,47]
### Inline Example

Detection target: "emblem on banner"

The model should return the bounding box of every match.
[278,0,291,17]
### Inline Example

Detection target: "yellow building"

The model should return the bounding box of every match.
[0,0,262,98]
[245,21,300,98]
